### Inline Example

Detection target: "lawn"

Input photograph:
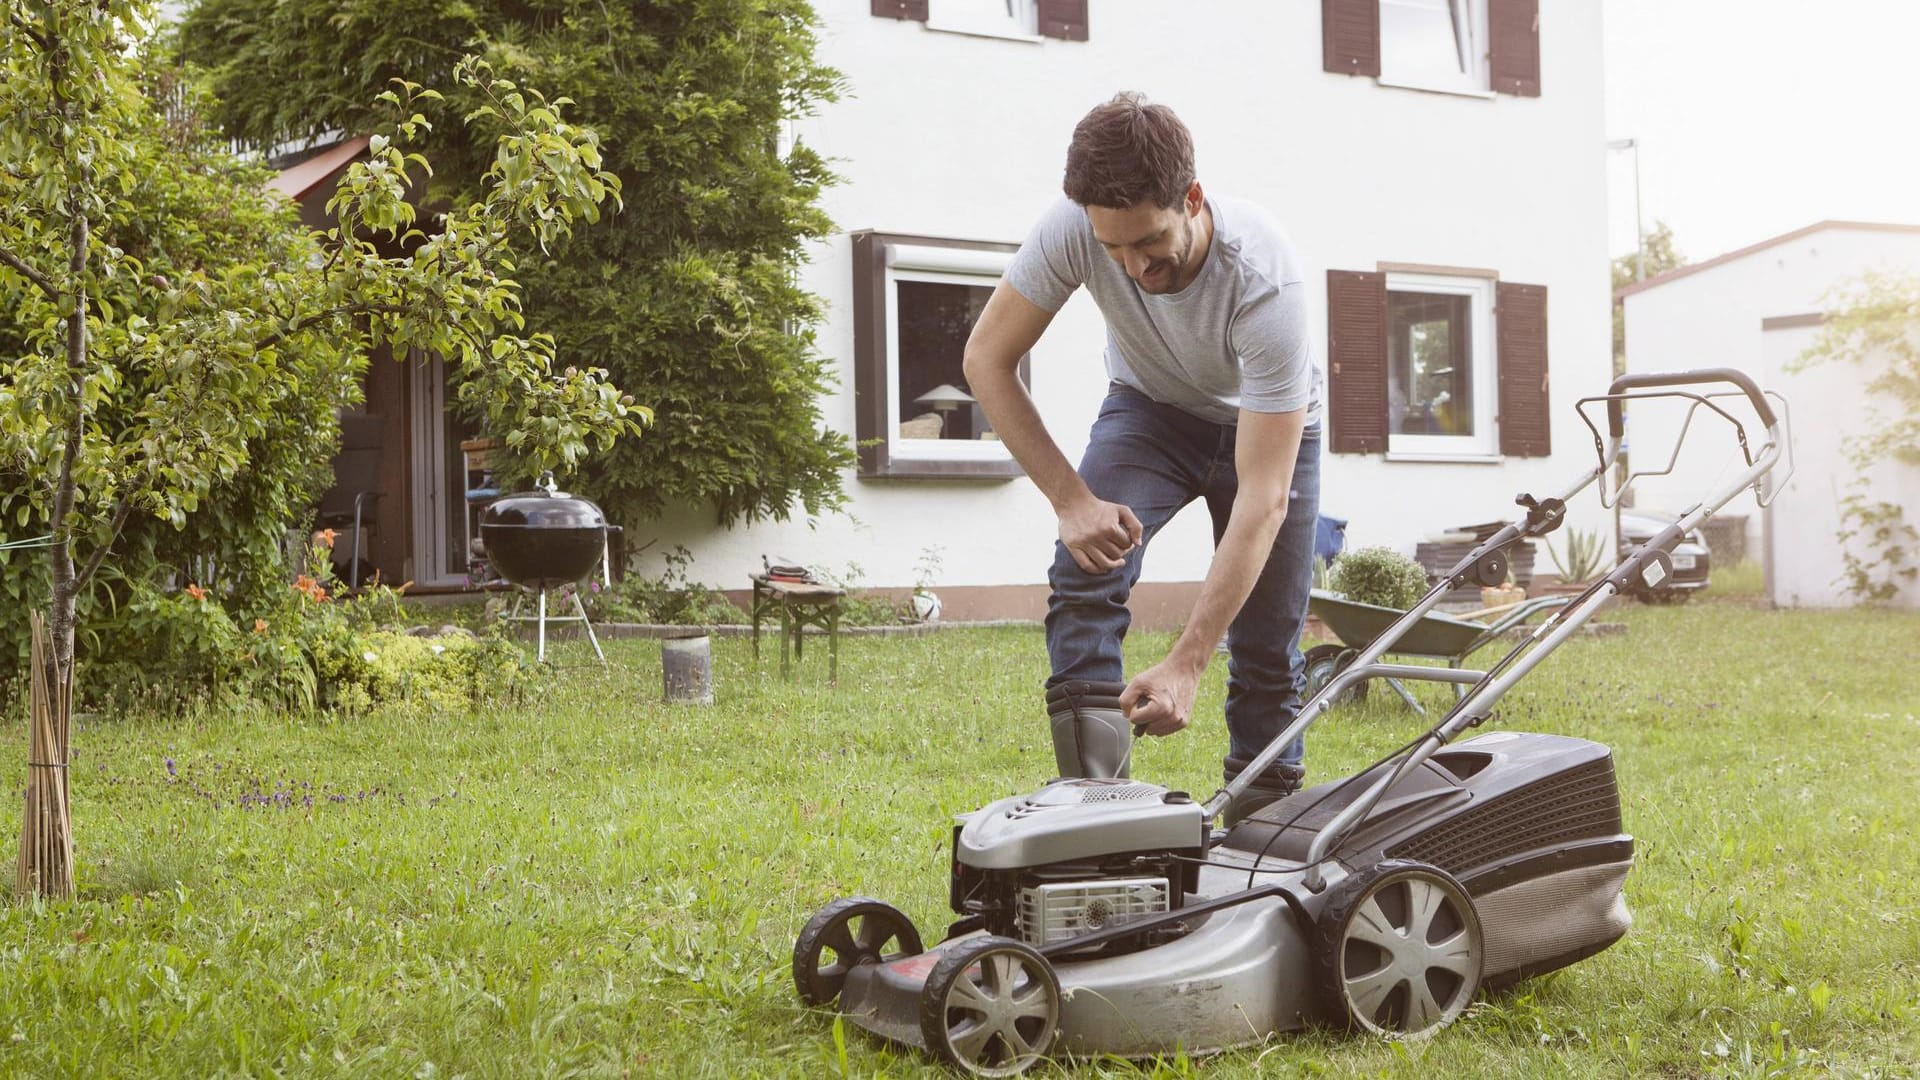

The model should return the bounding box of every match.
[2,595,1917,1077]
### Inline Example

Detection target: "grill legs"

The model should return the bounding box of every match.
[504,586,606,665]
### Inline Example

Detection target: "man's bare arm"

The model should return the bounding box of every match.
[964,282,1141,573]
[1121,406,1307,735]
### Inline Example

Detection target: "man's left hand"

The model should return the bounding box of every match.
[1120,659,1201,738]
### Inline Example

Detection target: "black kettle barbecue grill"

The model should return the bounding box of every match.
[479,472,608,664]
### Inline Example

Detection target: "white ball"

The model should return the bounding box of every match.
[911,590,942,622]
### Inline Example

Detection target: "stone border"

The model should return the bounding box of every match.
[509,614,1623,647]
[524,618,1045,641]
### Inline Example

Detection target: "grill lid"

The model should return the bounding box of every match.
[480,471,607,530]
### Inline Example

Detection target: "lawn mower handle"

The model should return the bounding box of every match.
[1209,370,1791,831]
[1605,368,1777,437]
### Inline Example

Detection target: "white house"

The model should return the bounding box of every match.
[1618,220,1920,609]
[640,0,1614,625]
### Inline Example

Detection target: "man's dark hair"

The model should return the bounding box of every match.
[1062,92,1196,210]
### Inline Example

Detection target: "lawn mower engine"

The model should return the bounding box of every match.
[948,778,1208,953]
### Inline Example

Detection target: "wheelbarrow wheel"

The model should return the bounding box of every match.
[1303,644,1369,705]
[1312,860,1483,1038]
[919,936,1060,1076]
[792,897,923,1007]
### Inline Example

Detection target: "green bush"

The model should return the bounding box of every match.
[584,546,744,626]
[839,594,911,627]
[314,630,532,716]
[80,583,252,708]
[74,540,532,715]
[1327,547,1430,610]
[808,561,910,627]
[577,548,915,628]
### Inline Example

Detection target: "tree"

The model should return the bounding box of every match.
[1793,271,1920,603]
[0,58,349,679]
[2,0,639,894]
[180,0,855,527]
[1612,220,1686,374]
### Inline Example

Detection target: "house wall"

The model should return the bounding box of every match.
[1621,226,1920,608]
[637,0,1613,613]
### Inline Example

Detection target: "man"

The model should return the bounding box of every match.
[962,92,1322,824]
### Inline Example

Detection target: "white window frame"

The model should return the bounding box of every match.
[1378,0,1493,98]
[1384,271,1498,460]
[925,0,1041,42]
[883,244,1015,463]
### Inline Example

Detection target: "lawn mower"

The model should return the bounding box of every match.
[792,370,1791,1074]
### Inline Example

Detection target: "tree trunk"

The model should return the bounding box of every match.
[23,27,88,893]
[46,23,88,680]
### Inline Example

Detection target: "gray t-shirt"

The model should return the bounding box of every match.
[1005,194,1321,426]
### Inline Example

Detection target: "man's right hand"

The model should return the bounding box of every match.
[1059,495,1143,574]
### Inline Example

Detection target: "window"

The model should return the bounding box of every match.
[870,0,1088,43]
[1325,268,1550,459]
[1379,0,1489,95]
[1386,273,1495,456]
[851,232,1028,479]
[927,0,1038,40]
[1321,0,1539,98]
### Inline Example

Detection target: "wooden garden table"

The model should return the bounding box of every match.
[749,574,847,684]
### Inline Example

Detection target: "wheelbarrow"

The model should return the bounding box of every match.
[1304,589,1570,714]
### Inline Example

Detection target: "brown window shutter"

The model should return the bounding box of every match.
[1037,0,1088,40]
[1497,281,1551,457]
[1327,270,1389,454]
[1489,0,1541,97]
[1322,0,1381,77]
[871,0,928,21]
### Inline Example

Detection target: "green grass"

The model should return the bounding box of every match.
[1712,558,1767,599]
[2,600,1917,1077]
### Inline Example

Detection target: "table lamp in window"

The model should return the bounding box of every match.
[912,383,976,439]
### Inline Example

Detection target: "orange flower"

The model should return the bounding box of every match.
[185,584,207,601]
[253,618,269,634]
[316,528,337,550]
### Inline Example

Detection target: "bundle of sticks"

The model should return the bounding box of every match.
[16,612,73,899]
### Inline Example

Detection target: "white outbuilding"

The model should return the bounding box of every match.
[1617,220,1920,609]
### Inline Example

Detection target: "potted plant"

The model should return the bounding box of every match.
[1326,547,1430,610]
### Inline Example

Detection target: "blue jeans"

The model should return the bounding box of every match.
[1045,386,1322,771]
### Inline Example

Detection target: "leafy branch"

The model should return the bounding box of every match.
[1792,269,1920,604]
[0,244,58,297]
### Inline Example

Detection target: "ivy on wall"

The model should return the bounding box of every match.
[1793,270,1920,604]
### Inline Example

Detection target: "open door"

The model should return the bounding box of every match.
[408,353,480,587]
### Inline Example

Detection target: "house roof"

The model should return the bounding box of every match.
[268,135,372,201]
[1614,220,1920,301]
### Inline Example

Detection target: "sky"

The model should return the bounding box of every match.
[1603,0,1920,266]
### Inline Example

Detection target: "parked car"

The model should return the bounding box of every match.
[1618,509,1711,602]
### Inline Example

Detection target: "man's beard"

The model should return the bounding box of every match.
[1141,217,1195,293]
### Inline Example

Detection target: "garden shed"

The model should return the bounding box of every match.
[1618,220,1920,609]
